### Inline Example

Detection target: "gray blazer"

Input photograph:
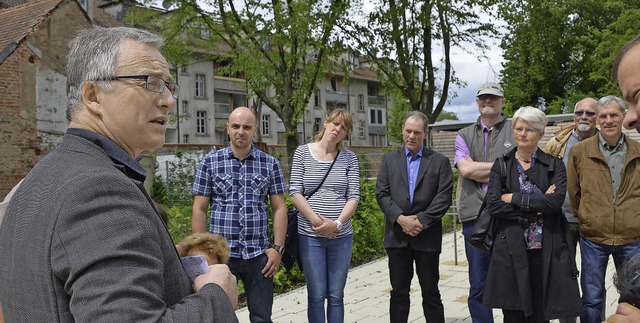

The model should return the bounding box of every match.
[0,134,238,322]
[375,146,453,252]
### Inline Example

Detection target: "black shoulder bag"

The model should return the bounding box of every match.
[281,151,340,271]
[468,156,508,253]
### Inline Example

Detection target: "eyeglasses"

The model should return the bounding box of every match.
[574,110,596,117]
[96,75,180,99]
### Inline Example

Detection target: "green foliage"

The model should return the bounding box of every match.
[350,179,386,265]
[499,0,640,112]
[160,149,198,206]
[436,110,459,122]
[386,90,410,145]
[166,204,195,244]
[358,153,373,178]
[151,175,167,205]
[131,0,352,161]
[341,0,499,124]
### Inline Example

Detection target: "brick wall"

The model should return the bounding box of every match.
[0,0,91,199]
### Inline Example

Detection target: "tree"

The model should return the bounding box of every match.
[499,0,640,114]
[436,110,459,122]
[131,0,350,160]
[590,9,640,97]
[340,0,498,124]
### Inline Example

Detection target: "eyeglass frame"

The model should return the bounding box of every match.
[95,75,180,99]
[574,110,596,117]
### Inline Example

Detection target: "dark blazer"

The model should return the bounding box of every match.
[484,148,581,320]
[375,146,453,252]
[0,134,238,322]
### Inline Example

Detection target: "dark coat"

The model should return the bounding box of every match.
[0,134,238,322]
[375,146,453,252]
[483,148,582,320]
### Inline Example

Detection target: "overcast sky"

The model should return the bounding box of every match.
[357,1,506,122]
[444,47,504,121]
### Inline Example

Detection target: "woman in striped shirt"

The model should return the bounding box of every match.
[289,108,361,323]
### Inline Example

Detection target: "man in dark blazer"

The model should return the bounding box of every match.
[0,27,238,322]
[376,111,454,323]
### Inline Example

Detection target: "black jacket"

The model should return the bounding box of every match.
[483,148,582,320]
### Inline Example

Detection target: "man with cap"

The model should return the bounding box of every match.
[454,82,514,322]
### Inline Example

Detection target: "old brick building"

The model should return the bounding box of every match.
[0,0,104,198]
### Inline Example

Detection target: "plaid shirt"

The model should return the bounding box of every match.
[192,146,286,259]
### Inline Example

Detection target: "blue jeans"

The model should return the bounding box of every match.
[298,234,353,323]
[228,253,274,323]
[579,238,640,323]
[462,221,494,323]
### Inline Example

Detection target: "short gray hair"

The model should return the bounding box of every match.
[66,26,164,121]
[402,110,428,132]
[512,106,547,133]
[596,95,626,114]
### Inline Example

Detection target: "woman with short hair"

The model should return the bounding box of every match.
[483,106,581,322]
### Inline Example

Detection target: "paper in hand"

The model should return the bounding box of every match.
[180,255,209,284]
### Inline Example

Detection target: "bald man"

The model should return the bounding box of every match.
[192,107,287,323]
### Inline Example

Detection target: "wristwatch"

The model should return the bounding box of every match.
[335,219,343,231]
[273,245,285,254]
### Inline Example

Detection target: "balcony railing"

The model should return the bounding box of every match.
[368,96,387,107]
[213,76,247,94]
[325,90,348,104]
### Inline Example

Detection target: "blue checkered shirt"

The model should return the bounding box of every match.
[192,146,286,259]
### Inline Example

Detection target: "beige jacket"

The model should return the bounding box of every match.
[544,126,574,158]
[567,135,640,245]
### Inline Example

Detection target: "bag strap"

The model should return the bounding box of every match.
[304,151,340,200]
[499,156,509,192]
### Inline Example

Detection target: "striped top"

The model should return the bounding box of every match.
[289,144,360,237]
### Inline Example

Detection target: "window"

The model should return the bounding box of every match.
[199,29,209,40]
[196,110,207,134]
[358,120,365,138]
[182,134,190,143]
[179,66,188,74]
[262,114,271,136]
[358,94,365,112]
[368,85,380,97]
[181,100,189,115]
[214,94,231,114]
[314,91,320,108]
[369,134,386,146]
[370,107,385,125]
[195,74,206,98]
[313,118,322,135]
[330,76,337,91]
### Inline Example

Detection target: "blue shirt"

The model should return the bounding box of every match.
[192,146,287,259]
[405,146,423,204]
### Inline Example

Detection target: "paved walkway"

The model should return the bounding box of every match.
[236,230,620,322]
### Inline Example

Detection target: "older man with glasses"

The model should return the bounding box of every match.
[0,26,238,322]
[543,97,598,323]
